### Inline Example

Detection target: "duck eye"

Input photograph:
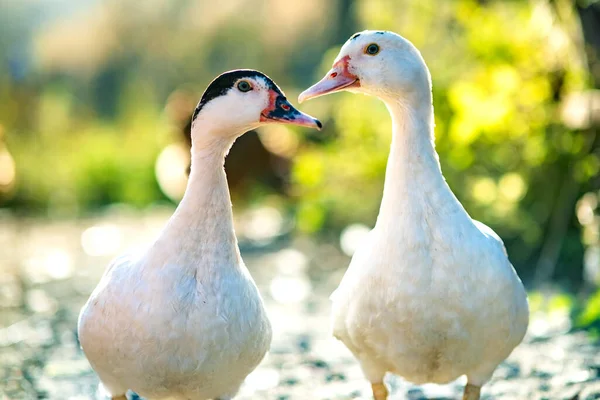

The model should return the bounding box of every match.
[237,81,252,92]
[365,43,380,55]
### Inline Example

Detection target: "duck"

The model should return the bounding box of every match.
[299,31,529,400]
[78,69,322,400]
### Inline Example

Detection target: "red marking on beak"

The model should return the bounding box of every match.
[259,90,322,130]
[298,55,359,103]
[332,55,352,70]
[259,89,279,122]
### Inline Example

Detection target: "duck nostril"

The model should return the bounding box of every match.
[330,72,338,78]
[281,104,290,111]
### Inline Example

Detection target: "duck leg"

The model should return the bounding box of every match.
[462,384,481,400]
[371,382,388,400]
[357,358,388,400]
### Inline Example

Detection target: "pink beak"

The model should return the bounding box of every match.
[298,56,360,103]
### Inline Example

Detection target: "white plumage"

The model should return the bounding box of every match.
[299,31,529,400]
[78,70,320,400]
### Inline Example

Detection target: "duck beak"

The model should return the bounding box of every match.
[298,56,359,103]
[260,91,322,130]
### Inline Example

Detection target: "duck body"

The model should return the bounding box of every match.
[78,163,272,400]
[79,245,271,400]
[78,69,321,400]
[331,187,528,386]
[299,31,528,398]
[331,109,528,386]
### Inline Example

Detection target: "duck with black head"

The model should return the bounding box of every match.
[78,70,321,400]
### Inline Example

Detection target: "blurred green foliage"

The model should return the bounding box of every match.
[0,0,599,301]
[576,290,600,334]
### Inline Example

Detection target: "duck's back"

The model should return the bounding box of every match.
[331,213,528,385]
[78,252,272,400]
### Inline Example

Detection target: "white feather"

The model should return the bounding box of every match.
[78,77,276,400]
[327,31,529,388]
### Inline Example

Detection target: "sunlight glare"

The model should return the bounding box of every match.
[81,224,123,257]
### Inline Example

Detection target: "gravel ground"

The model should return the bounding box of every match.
[0,210,599,400]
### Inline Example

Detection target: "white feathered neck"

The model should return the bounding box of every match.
[152,125,241,274]
[375,92,467,232]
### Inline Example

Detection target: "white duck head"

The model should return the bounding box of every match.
[299,31,431,106]
[192,69,321,145]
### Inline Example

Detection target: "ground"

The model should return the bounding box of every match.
[0,209,599,400]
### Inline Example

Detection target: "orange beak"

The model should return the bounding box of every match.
[298,56,359,103]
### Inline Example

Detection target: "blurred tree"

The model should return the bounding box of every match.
[533,0,600,285]
[570,1,600,331]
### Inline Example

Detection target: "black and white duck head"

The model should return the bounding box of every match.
[191,69,321,150]
[299,31,431,106]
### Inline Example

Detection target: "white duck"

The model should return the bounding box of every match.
[299,31,529,400]
[78,69,322,400]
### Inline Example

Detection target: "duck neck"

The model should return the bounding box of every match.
[158,126,240,268]
[375,95,454,229]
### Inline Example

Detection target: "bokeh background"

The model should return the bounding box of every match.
[2,0,600,399]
